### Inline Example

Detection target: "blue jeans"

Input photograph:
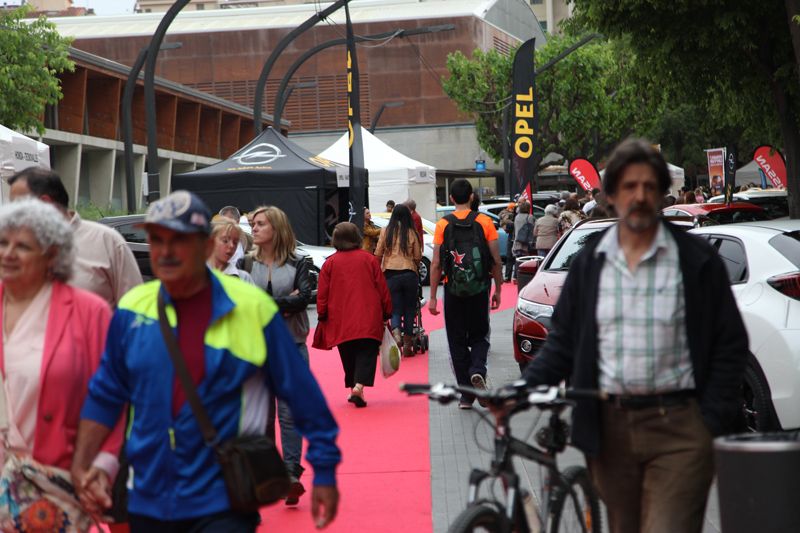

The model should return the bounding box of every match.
[386,270,419,336]
[129,510,260,532]
[266,343,309,478]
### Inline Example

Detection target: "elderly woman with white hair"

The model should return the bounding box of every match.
[533,203,560,257]
[0,199,122,531]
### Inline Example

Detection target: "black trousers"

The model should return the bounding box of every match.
[386,269,419,335]
[504,235,514,279]
[444,288,490,402]
[338,338,380,388]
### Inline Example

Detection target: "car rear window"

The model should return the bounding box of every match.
[747,198,789,219]
[769,231,800,269]
[546,227,605,271]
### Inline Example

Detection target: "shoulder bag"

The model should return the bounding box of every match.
[157,292,290,512]
[0,366,97,531]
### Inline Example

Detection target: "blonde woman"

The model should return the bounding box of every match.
[242,205,312,506]
[207,219,254,284]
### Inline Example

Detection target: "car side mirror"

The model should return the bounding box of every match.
[518,257,543,277]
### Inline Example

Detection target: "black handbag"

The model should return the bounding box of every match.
[157,293,290,512]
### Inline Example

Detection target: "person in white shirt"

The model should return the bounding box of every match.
[8,168,142,307]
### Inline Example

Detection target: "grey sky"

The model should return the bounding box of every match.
[72,0,136,16]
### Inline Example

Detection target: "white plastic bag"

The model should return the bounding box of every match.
[379,326,402,378]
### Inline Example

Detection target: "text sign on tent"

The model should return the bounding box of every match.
[0,125,50,178]
[569,159,601,191]
[753,145,786,188]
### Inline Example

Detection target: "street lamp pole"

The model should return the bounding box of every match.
[369,101,405,133]
[143,0,191,204]
[253,0,351,135]
[271,24,453,127]
[122,41,181,213]
[277,81,318,125]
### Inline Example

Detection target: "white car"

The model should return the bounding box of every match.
[372,212,435,285]
[691,219,800,431]
[708,189,788,219]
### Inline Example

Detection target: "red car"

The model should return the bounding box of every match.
[513,219,616,371]
[513,216,695,371]
[662,202,767,226]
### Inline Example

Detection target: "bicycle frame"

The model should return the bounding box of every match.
[463,406,587,533]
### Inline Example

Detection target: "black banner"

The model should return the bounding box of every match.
[510,38,537,198]
[725,146,737,204]
[346,2,367,230]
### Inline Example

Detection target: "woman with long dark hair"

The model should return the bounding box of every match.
[375,204,422,357]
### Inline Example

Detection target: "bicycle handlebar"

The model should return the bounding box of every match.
[399,380,607,407]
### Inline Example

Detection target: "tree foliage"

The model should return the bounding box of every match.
[0,7,73,134]
[571,0,800,216]
[442,33,662,168]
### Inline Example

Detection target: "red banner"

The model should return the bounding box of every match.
[753,145,787,188]
[569,159,601,191]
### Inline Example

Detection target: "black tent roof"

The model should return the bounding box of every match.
[172,127,341,245]
[173,127,339,190]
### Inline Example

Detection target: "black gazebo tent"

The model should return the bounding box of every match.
[173,127,340,245]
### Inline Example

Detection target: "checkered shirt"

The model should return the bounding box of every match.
[594,222,695,394]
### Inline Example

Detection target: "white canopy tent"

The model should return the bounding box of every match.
[0,125,50,204]
[318,127,437,220]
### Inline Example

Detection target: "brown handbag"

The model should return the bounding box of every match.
[157,292,290,512]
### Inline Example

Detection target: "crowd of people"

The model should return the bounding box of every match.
[0,151,754,533]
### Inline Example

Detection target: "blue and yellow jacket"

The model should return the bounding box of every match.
[81,269,340,520]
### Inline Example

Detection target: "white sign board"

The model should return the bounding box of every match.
[0,125,50,179]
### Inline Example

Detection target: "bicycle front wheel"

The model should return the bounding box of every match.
[549,466,602,533]
[448,503,509,533]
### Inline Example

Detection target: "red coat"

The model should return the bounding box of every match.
[314,249,392,349]
[0,282,123,471]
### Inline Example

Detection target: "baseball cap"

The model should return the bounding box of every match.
[143,190,211,234]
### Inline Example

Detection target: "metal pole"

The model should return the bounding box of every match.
[122,48,148,214]
[502,102,511,196]
[369,101,404,133]
[272,24,453,127]
[253,0,351,135]
[144,0,191,204]
[123,42,181,213]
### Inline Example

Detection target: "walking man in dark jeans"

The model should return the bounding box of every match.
[523,139,747,533]
[429,179,503,409]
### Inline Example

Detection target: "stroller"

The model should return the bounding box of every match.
[410,274,429,354]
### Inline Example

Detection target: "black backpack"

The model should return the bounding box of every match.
[441,212,492,297]
[516,215,535,246]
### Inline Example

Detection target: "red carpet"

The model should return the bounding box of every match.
[258,282,518,532]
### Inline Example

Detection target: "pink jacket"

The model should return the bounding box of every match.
[0,282,122,471]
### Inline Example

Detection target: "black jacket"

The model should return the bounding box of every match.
[523,222,748,455]
[273,256,313,315]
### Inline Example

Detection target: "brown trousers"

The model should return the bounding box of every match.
[588,399,714,533]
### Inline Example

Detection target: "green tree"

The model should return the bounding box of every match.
[442,34,662,173]
[572,0,800,216]
[0,7,73,134]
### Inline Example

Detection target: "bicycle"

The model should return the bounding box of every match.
[401,380,605,533]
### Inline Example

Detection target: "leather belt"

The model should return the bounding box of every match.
[607,390,695,410]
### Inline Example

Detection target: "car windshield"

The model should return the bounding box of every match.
[705,209,768,224]
[545,226,606,271]
[769,231,800,268]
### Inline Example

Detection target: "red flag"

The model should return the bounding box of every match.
[569,159,601,191]
[753,145,787,188]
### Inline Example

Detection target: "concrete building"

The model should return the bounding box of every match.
[135,0,310,12]
[52,0,544,198]
[34,48,278,212]
[528,0,572,34]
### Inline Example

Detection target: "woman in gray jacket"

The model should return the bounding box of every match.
[245,205,313,507]
[533,204,560,256]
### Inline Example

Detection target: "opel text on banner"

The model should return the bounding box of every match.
[511,38,537,198]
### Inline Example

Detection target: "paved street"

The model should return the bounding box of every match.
[427,303,722,532]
